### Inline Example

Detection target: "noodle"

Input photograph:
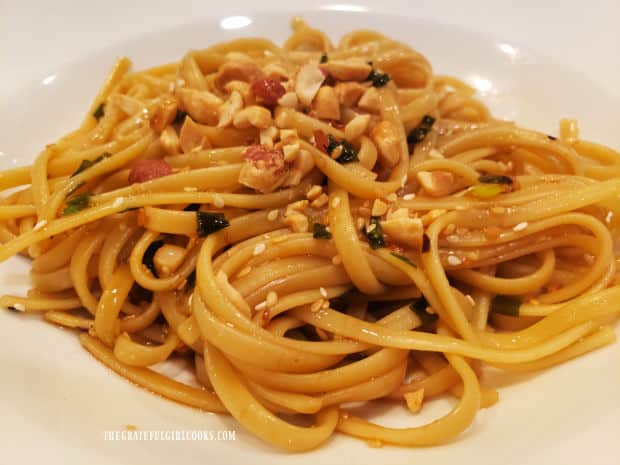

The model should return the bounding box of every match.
[1,18,619,451]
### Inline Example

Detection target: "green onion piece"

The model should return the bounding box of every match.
[142,240,164,278]
[93,103,105,121]
[63,192,92,216]
[313,223,332,239]
[367,70,391,87]
[71,153,109,177]
[390,252,416,267]
[364,216,385,249]
[478,175,513,185]
[196,211,229,237]
[468,183,506,199]
[490,295,521,316]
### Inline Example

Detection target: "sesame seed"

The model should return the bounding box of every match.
[366,223,377,233]
[310,299,324,312]
[465,294,475,306]
[403,193,416,201]
[306,185,322,200]
[33,220,47,231]
[331,197,341,208]
[12,303,25,312]
[267,209,279,221]
[447,255,462,266]
[319,287,328,298]
[512,221,528,232]
[253,243,266,255]
[112,197,124,208]
[213,194,225,208]
[254,301,267,311]
[183,186,198,192]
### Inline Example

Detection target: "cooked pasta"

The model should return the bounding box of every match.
[1,18,619,451]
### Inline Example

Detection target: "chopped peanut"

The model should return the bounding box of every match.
[311,193,329,208]
[159,126,180,155]
[404,388,425,413]
[217,90,244,128]
[322,58,372,81]
[259,126,279,148]
[416,171,456,197]
[344,114,371,141]
[371,121,401,168]
[295,63,326,106]
[371,199,388,217]
[284,212,309,232]
[335,82,368,107]
[306,185,323,200]
[277,91,299,109]
[176,88,222,125]
[179,117,210,153]
[239,146,289,193]
[381,216,424,249]
[233,105,272,129]
[149,97,178,133]
[358,87,381,113]
[224,80,252,102]
[153,244,187,277]
[313,86,340,120]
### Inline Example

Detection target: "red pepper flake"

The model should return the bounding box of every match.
[250,78,286,105]
[314,130,329,153]
[128,159,172,183]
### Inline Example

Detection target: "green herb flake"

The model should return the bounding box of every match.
[325,134,359,164]
[367,69,391,87]
[313,223,332,239]
[407,114,436,146]
[363,216,385,249]
[319,52,328,64]
[390,252,416,267]
[409,296,438,327]
[63,192,92,216]
[196,211,229,237]
[93,103,105,121]
[71,153,109,177]
[478,175,513,185]
[142,240,164,278]
[468,184,506,199]
[490,295,521,317]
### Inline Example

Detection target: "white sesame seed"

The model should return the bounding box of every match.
[267,210,279,221]
[403,193,416,201]
[33,220,47,231]
[183,186,198,192]
[366,223,377,233]
[266,291,278,307]
[465,294,475,306]
[331,197,341,208]
[254,301,267,311]
[12,303,26,312]
[513,221,528,232]
[447,255,462,266]
[213,194,225,208]
[253,243,266,255]
[112,197,124,208]
[319,287,328,298]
